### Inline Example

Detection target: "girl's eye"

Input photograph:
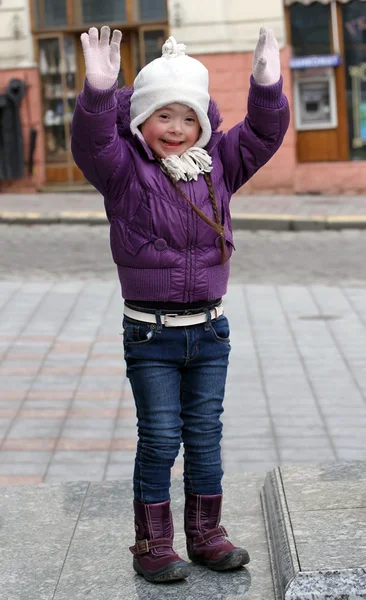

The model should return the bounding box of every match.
[159,114,169,120]
[186,117,196,123]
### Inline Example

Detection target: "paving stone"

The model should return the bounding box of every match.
[109,450,136,464]
[104,464,133,479]
[51,451,109,464]
[0,463,46,476]
[6,419,62,439]
[45,463,108,482]
[336,448,366,460]
[0,481,89,600]
[21,399,71,410]
[279,447,336,462]
[0,451,51,464]
[60,428,115,440]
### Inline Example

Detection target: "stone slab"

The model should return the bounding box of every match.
[262,463,366,600]
[0,482,89,600]
[0,474,273,600]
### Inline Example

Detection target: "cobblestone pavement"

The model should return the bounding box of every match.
[1,277,366,485]
[1,225,366,284]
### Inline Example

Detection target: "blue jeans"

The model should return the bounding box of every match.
[123,309,231,503]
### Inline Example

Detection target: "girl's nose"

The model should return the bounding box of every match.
[169,119,182,134]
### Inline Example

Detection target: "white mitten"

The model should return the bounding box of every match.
[81,26,122,90]
[252,28,281,86]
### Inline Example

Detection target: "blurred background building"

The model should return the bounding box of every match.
[0,0,365,194]
[0,0,43,192]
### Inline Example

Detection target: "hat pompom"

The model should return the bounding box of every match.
[162,36,187,58]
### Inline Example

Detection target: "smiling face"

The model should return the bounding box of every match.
[140,103,201,158]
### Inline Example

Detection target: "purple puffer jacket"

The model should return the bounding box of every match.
[71,77,289,303]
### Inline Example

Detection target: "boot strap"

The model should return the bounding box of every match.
[129,537,173,555]
[193,525,228,548]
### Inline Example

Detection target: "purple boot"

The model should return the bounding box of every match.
[184,493,250,571]
[129,499,190,583]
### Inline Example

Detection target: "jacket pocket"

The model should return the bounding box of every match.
[110,214,151,260]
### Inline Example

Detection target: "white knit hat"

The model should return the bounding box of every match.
[130,37,211,149]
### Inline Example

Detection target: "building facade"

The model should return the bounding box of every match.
[0,0,44,191]
[1,0,365,193]
[27,0,169,188]
[169,0,366,194]
[283,0,366,193]
[168,0,292,193]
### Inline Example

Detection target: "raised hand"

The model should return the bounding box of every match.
[81,26,122,90]
[252,28,281,86]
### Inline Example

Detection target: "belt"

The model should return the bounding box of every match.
[123,304,224,328]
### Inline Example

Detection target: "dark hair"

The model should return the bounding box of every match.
[156,157,227,263]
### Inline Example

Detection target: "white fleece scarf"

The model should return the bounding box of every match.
[161,147,213,182]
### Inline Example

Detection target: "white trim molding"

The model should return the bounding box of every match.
[285,0,365,5]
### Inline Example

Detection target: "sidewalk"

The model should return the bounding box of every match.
[1,192,366,229]
[1,280,366,485]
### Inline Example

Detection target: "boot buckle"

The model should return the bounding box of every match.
[136,539,149,554]
[130,537,173,556]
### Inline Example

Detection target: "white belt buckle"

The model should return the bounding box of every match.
[163,311,204,327]
[163,313,179,327]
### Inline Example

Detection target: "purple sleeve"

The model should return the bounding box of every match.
[218,76,290,195]
[71,78,131,197]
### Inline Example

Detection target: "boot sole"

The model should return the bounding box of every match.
[133,558,190,583]
[190,549,250,571]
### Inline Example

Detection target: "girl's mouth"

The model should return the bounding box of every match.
[162,140,183,147]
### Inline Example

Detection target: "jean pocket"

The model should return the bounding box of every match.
[123,319,156,346]
[209,315,230,344]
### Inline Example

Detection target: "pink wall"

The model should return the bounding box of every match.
[197,48,366,195]
[0,68,45,192]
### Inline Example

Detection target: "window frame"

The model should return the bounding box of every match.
[138,25,168,68]
[30,0,168,31]
[289,1,332,58]
[136,0,168,23]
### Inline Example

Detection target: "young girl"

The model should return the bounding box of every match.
[71,26,289,584]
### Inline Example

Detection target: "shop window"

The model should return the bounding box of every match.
[140,29,166,66]
[38,36,77,164]
[33,0,67,28]
[80,0,126,24]
[138,0,167,21]
[342,0,366,160]
[289,3,331,57]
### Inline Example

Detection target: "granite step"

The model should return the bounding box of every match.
[262,463,366,600]
[0,474,272,600]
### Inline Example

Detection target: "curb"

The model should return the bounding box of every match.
[0,211,108,225]
[231,213,366,231]
[1,211,366,230]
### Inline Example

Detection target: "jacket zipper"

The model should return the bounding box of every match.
[187,182,194,302]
